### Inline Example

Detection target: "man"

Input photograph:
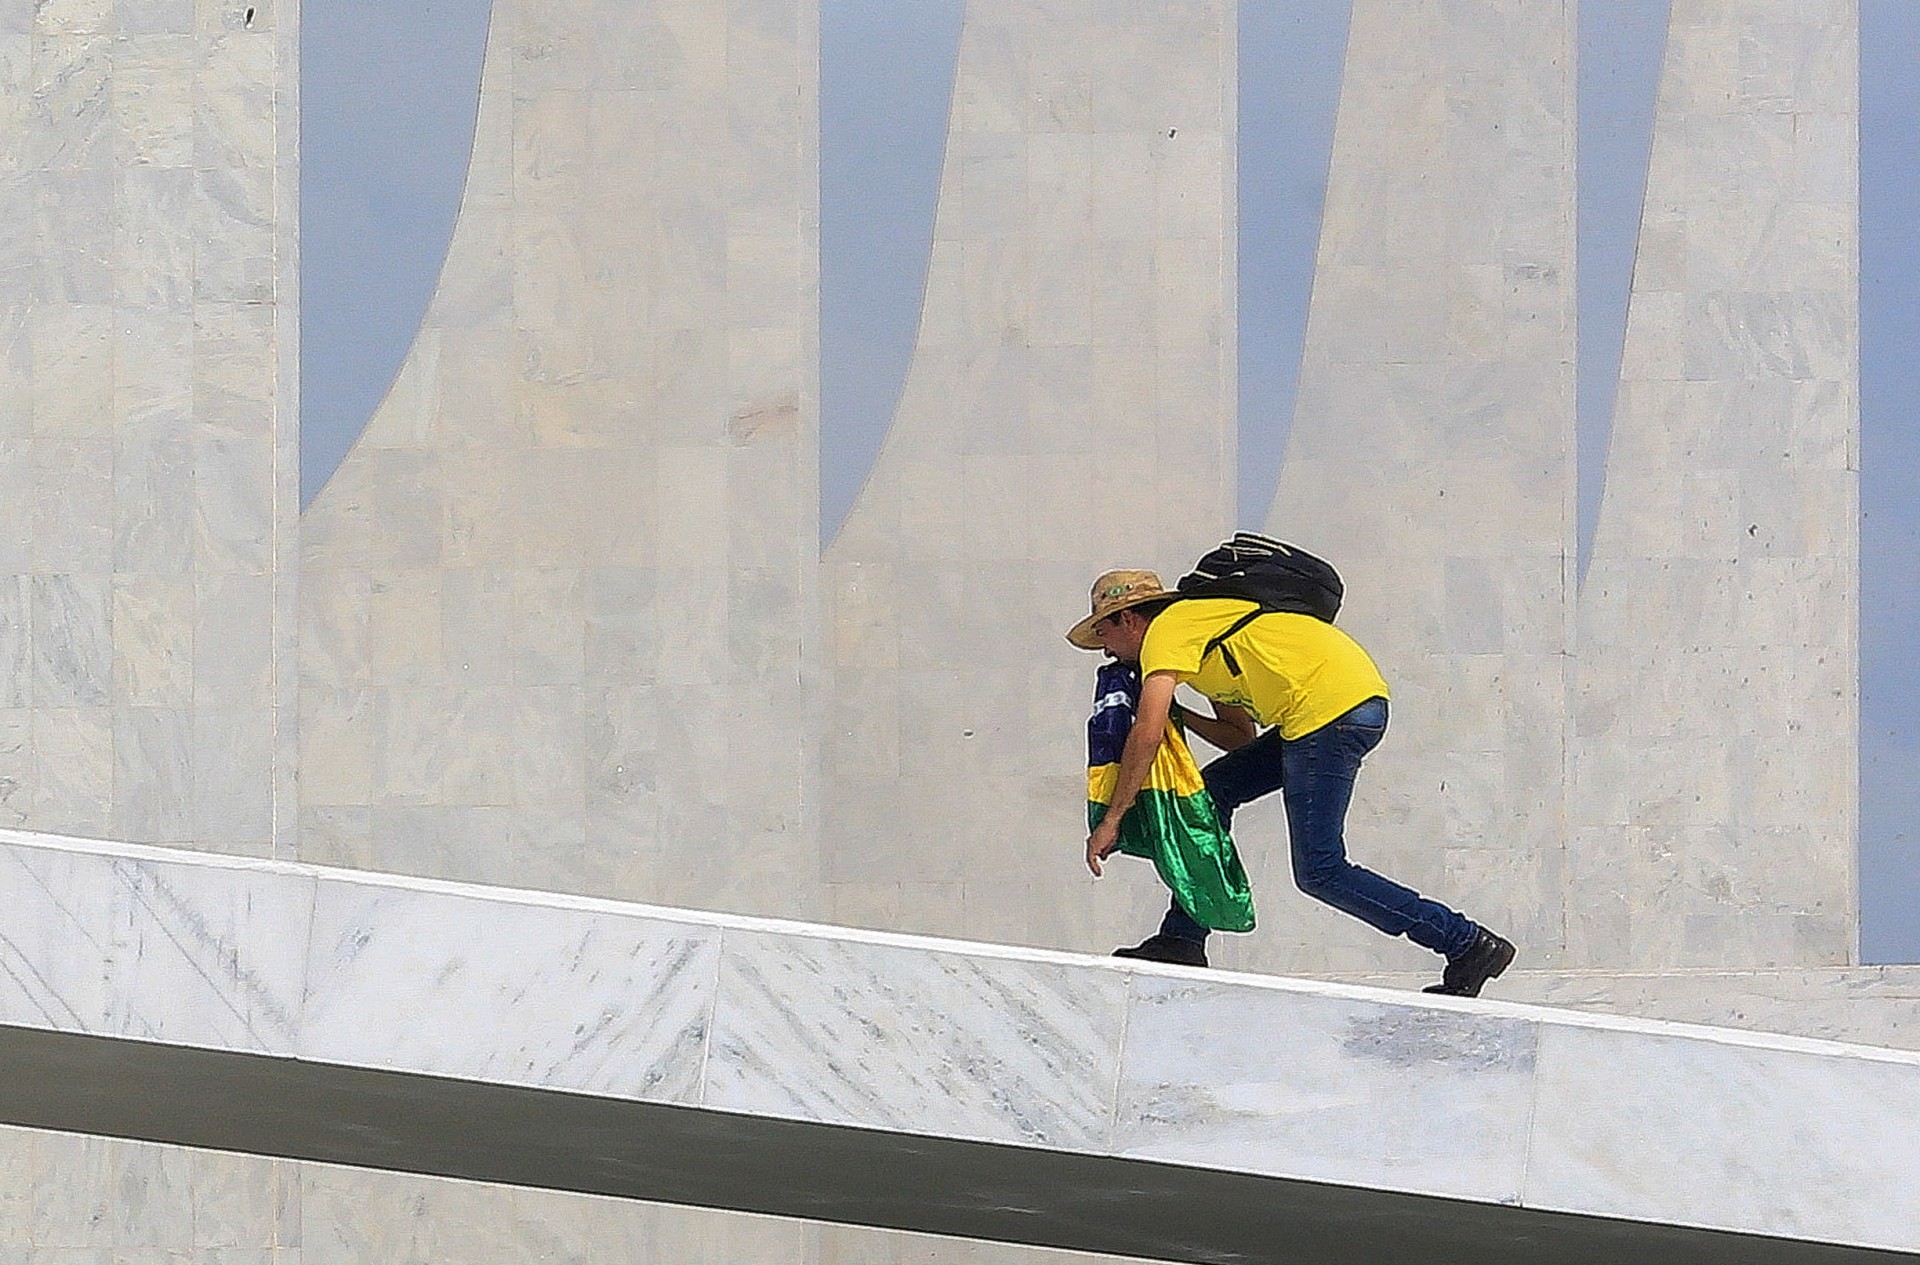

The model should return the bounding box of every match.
[1066,569,1515,995]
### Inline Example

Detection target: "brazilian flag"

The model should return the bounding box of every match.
[1087,662,1255,933]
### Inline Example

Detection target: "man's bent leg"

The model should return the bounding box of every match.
[1281,700,1478,959]
[1121,727,1292,964]
[1159,898,1210,945]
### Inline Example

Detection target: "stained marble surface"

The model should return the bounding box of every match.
[1114,974,1537,1202]
[301,880,719,1101]
[0,829,1917,1256]
[707,928,1128,1149]
[0,831,309,1052]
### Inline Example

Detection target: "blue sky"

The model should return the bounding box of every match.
[301,2,1920,961]
[1858,0,1920,966]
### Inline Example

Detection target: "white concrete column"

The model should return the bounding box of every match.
[821,0,1237,950]
[0,0,295,856]
[1261,1,1578,973]
[1572,0,1859,969]
[297,0,821,917]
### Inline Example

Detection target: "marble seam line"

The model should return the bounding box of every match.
[1101,969,1137,1154]
[292,870,323,1063]
[1515,1017,1546,1213]
[695,924,724,1105]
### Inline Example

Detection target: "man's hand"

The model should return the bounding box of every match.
[1086,817,1121,876]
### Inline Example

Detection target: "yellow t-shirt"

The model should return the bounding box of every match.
[1138,599,1390,740]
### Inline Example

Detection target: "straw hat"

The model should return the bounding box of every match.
[1065,569,1174,649]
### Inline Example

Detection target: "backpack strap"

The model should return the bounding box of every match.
[1201,609,1267,678]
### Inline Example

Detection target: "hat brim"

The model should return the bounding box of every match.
[1064,591,1170,650]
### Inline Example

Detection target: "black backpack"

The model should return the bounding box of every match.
[1175,532,1343,676]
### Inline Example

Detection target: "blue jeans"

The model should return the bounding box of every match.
[1159,697,1478,959]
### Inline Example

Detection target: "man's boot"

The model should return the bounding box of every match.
[1112,933,1208,967]
[1422,927,1515,997]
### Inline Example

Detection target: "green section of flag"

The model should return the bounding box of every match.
[1090,788,1254,933]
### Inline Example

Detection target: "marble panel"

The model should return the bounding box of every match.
[1683,289,1851,383]
[509,565,586,686]
[115,165,195,311]
[0,576,29,708]
[190,165,275,304]
[1115,975,1536,1203]
[32,438,114,571]
[193,300,277,437]
[361,568,441,688]
[191,431,274,572]
[706,929,1128,1150]
[119,0,197,35]
[295,687,374,807]
[115,311,194,445]
[583,684,660,832]
[33,172,112,303]
[0,835,309,1051]
[503,684,587,813]
[29,706,111,833]
[191,703,272,849]
[1527,1023,1920,1250]
[192,568,271,707]
[580,566,659,684]
[113,421,197,575]
[29,573,110,707]
[111,705,193,842]
[29,35,113,172]
[432,688,515,808]
[0,841,112,1034]
[300,879,720,1100]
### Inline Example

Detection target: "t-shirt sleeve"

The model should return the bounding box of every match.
[1139,606,1205,678]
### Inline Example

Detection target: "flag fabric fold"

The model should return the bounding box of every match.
[1087,661,1255,932]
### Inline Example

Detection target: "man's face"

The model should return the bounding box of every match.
[1092,608,1149,664]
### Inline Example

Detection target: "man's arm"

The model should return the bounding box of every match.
[1179,699,1258,752]
[1086,670,1179,876]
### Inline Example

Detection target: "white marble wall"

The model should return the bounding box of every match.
[821,0,1236,951]
[0,0,295,855]
[296,0,821,917]
[1572,0,1858,969]
[1255,0,1576,974]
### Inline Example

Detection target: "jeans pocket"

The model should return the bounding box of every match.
[1345,696,1388,731]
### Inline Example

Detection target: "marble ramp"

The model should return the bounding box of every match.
[0,829,1915,1264]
